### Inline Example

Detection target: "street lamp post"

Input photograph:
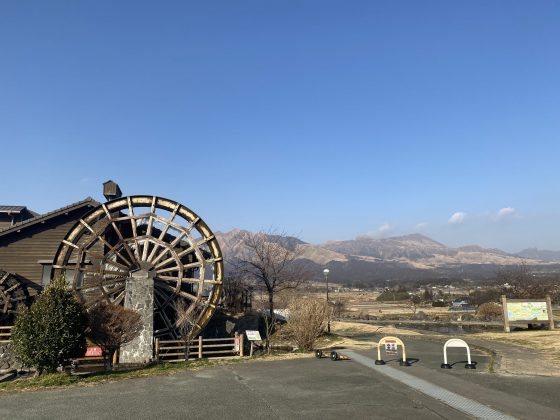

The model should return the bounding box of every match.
[323,268,330,333]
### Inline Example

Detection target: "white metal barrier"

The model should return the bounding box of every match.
[441,338,476,369]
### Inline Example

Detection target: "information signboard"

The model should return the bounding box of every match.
[507,301,548,321]
[245,330,262,341]
[502,295,554,332]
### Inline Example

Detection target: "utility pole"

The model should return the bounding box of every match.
[323,268,330,333]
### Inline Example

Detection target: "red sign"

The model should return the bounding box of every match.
[85,346,103,357]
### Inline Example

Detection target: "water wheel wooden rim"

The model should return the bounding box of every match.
[0,270,32,323]
[52,195,223,339]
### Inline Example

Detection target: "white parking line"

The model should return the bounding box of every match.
[341,350,516,420]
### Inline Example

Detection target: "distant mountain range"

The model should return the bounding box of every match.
[216,229,560,284]
[515,248,560,262]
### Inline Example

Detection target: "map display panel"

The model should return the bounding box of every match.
[507,301,548,321]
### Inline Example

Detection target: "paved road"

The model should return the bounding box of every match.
[1,337,559,419]
[1,357,466,420]
[353,335,560,418]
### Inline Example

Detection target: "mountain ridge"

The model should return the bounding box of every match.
[215,229,560,283]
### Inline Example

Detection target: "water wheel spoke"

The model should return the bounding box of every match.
[110,288,126,305]
[154,287,172,307]
[79,219,133,267]
[127,197,142,260]
[86,250,130,271]
[154,280,178,293]
[157,275,183,282]
[154,294,177,336]
[147,204,180,263]
[0,273,10,285]
[3,283,19,294]
[177,289,198,301]
[101,203,137,263]
[155,246,194,270]
[76,277,127,291]
[140,197,157,261]
[149,247,168,267]
[156,265,182,275]
[182,261,203,270]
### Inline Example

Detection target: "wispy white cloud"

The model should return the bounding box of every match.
[416,222,428,230]
[378,222,391,233]
[496,207,516,220]
[365,221,394,238]
[449,212,466,225]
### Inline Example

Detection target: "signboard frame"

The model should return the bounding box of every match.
[501,295,554,332]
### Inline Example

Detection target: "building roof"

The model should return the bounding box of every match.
[0,197,99,237]
[0,206,27,213]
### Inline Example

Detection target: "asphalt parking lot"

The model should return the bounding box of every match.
[1,337,559,419]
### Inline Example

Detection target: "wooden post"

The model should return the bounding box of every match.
[501,295,510,332]
[546,295,555,330]
[154,338,160,362]
[198,336,203,359]
[113,349,119,369]
[239,333,244,357]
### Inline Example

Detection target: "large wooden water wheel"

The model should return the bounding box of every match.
[0,270,33,324]
[52,196,223,339]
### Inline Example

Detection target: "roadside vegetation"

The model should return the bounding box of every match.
[11,277,88,376]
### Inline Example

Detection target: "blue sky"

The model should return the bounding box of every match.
[1,1,559,252]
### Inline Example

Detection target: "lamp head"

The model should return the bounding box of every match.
[323,268,330,275]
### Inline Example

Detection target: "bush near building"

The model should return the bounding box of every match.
[87,301,142,371]
[11,277,88,375]
[477,302,503,320]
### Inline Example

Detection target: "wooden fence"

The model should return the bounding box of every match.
[0,326,12,344]
[156,335,244,363]
[0,326,245,367]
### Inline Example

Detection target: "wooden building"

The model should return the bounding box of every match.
[0,197,99,289]
[0,206,39,231]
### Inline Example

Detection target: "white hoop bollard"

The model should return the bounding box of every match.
[441,338,476,369]
[375,336,410,367]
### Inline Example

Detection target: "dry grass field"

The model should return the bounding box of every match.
[469,329,560,362]
[323,290,458,317]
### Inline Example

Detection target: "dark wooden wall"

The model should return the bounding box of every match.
[0,209,88,287]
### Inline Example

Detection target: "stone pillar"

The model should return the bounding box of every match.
[120,269,154,364]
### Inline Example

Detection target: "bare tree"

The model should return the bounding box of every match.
[280,297,331,351]
[407,294,421,315]
[496,263,560,301]
[87,302,143,371]
[222,270,253,314]
[175,299,203,361]
[234,229,311,350]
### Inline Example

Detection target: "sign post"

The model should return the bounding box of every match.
[441,338,475,369]
[245,330,262,357]
[375,336,410,367]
